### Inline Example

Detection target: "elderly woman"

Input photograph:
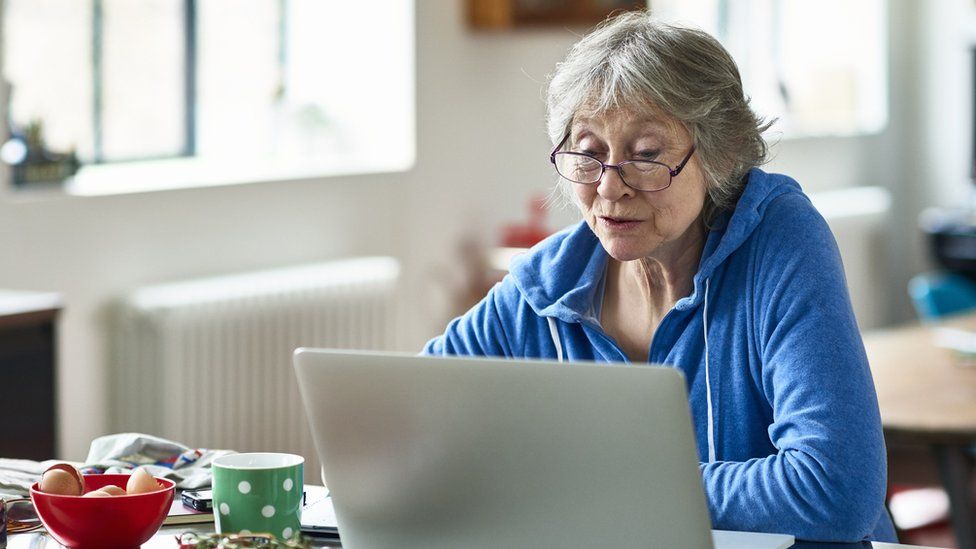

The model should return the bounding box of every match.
[423,11,896,543]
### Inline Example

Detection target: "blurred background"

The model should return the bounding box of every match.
[0,0,974,542]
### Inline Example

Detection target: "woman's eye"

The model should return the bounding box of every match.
[635,149,660,159]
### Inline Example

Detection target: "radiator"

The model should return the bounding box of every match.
[110,257,400,484]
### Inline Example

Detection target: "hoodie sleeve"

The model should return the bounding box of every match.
[422,276,522,357]
[699,193,889,542]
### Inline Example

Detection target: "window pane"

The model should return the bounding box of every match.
[196,0,279,159]
[283,0,414,166]
[774,0,887,135]
[3,0,93,159]
[196,0,415,168]
[644,0,887,138]
[100,0,185,161]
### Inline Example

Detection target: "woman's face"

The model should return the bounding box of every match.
[570,107,708,262]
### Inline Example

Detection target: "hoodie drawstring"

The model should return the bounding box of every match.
[703,277,716,463]
[547,317,564,362]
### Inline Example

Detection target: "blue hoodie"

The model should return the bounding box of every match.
[423,168,897,542]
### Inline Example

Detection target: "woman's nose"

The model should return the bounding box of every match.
[596,165,633,201]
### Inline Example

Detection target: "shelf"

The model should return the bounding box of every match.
[467,0,645,30]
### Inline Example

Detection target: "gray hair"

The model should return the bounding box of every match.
[546,11,771,220]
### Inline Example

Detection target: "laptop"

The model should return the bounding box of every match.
[293,349,794,549]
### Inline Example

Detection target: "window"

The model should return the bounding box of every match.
[651,0,888,138]
[2,0,415,194]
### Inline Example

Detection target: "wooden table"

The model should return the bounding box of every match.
[863,314,976,549]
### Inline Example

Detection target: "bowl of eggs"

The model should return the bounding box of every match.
[29,463,175,549]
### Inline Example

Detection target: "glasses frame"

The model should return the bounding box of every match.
[549,132,696,192]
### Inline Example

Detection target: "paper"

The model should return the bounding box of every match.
[933,327,976,356]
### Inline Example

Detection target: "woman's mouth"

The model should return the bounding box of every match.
[598,216,642,230]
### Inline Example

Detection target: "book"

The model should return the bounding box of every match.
[164,497,214,526]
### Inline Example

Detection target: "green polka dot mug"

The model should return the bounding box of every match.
[212,453,304,539]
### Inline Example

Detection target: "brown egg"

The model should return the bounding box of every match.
[39,464,85,496]
[125,467,160,494]
[98,485,126,496]
[82,489,113,498]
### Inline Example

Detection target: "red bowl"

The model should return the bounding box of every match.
[30,473,175,549]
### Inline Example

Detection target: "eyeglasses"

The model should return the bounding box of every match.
[3,497,43,534]
[549,132,696,192]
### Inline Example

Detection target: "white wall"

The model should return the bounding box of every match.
[0,0,952,460]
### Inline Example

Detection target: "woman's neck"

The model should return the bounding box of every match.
[612,220,707,314]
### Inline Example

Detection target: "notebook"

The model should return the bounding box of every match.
[293,349,794,549]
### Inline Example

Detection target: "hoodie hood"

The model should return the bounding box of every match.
[510,168,802,322]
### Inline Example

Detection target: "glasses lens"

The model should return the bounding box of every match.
[620,161,670,191]
[554,153,602,184]
[6,498,42,533]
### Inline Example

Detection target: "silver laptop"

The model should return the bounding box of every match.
[293,349,793,549]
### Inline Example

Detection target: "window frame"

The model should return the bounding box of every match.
[2,0,417,197]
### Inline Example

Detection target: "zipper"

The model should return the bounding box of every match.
[579,320,629,363]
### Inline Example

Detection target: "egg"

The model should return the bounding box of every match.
[82,489,113,498]
[98,485,126,496]
[125,467,160,494]
[39,463,85,496]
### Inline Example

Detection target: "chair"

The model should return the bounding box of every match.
[909,272,976,321]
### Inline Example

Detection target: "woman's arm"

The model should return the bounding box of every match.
[700,194,889,541]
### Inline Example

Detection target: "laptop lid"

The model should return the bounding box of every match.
[293,349,715,549]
